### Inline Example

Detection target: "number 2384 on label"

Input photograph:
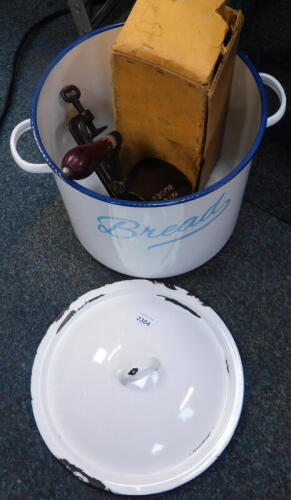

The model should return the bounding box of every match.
[136,315,151,327]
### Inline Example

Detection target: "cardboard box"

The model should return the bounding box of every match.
[111,0,244,190]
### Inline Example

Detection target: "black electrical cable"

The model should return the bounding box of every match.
[117,2,136,24]
[0,2,135,129]
[0,8,70,129]
[91,0,116,26]
[91,0,135,27]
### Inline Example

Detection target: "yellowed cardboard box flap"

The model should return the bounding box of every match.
[113,0,230,84]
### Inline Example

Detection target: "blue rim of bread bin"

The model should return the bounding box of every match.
[31,22,268,207]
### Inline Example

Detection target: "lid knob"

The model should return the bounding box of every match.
[118,357,161,390]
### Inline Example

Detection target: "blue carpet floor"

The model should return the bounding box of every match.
[1,1,290,499]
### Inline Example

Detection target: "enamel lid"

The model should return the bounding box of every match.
[31,279,244,495]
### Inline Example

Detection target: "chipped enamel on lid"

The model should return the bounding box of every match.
[31,280,244,495]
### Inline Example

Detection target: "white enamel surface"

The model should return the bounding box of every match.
[9,119,51,173]
[32,27,262,277]
[259,73,287,127]
[55,166,250,277]
[31,280,244,495]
